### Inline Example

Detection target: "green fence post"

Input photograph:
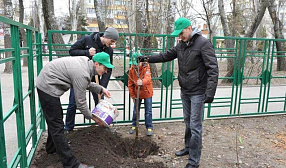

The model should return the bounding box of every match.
[11,25,27,167]
[26,29,38,165]
[0,78,7,168]
[35,32,45,131]
[48,31,53,61]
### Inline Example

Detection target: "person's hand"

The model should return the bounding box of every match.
[204,95,214,103]
[101,88,111,98]
[92,116,105,127]
[89,47,96,56]
[137,56,149,62]
[132,98,135,103]
[137,79,143,86]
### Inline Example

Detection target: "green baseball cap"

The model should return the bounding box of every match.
[92,52,114,68]
[129,52,142,65]
[171,17,191,36]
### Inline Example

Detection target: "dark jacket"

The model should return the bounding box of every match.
[69,32,113,88]
[148,28,218,97]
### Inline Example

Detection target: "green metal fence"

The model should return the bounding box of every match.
[0,16,45,168]
[209,36,286,118]
[0,20,285,168]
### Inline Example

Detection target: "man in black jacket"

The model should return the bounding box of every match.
[65,27,119,133]
[139,18,218,168]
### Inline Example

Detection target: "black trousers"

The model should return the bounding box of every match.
[37,88,80,168]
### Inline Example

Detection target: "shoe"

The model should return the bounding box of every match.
[129,127,136,134]
[185,163,199,168]
[64,129,73,135]
[175,148,189,156]
[78,163,94,168]
[146,128,153,136]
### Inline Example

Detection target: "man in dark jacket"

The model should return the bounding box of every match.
[139,18,218,168]
[65,27,119,132]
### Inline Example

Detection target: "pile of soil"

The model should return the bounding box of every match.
[32,114,286,167]
[31,126,166,168]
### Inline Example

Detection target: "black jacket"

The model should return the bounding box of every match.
[148,34,218,97]
[69,32,113,88]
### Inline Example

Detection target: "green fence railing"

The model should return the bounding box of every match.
[0,16,45,168]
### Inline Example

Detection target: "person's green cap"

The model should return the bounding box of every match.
[129,52,142,65]
[92,52,114,68]
[171,17,191,36]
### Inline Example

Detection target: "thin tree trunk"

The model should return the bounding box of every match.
[245,0,267,37]
[218,0,234,83]
[3,0,13,73]
[19,0,28,66]
[202,0,212,42]
[69,0,78,43]
[94,0,106,32]
[42,0,68,57]
[37,0,45,42]
[267,0,286,71]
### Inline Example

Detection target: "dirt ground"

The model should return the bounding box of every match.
[31,114,286,168]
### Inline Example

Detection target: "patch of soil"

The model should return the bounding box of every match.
[31,126,166,168]
[32,114,286,168]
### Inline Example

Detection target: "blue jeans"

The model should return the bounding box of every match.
[64,88,102,131]
[131,97,153,129]
[181,92,205,167]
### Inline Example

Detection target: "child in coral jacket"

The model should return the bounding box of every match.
[128,52,153,136]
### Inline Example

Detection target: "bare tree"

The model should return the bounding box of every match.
[267,0,286,71]
[69,0,78,43]
[218,0,268,82]
[19,0,28,66]
[218,0,235,82]
[135,0,160,87]
[3,0,13,73]
[42,0,68,56]
[94,0,106,32]
[37,0,45,42]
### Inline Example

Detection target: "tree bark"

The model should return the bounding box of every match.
[3,0,13,73]
[245,0,268,37]
[135,0,160,87]
[94,0,106,32]
[267,0,286,71]
[42,0,68,56]
[218,0,234,82]
[37,0,45,42]
[69,0,78,43]
[19,0,28,66]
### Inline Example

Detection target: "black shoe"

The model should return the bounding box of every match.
[78,163,94,168]
[175,148,189,156]
[46,148,56,154]
[185,163,199,168]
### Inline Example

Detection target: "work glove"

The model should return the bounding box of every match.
[204,95,214,103]
[137,56,149,62]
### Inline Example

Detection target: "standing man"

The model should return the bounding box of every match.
[36,52,114,168]
[65,27,119,133]
[138,18,218,168]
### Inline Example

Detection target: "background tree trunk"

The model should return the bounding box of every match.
[19,0,28,66]
[218,0,234,83]
[94,0,106,32]
[69,0,78,43]
[267,0,286,71]
[37,0,45,42]
[3,0,13,73]
[136,0,160,87]
[42,0,68,56]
